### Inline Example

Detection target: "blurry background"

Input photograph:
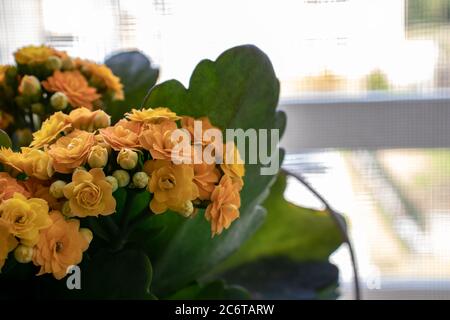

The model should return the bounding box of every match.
[2,0,450,299]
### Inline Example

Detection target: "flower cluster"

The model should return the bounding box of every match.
[0,106,244,279]
[0,45,124,146]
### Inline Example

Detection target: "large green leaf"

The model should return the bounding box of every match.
[142,45,286,296]
[105,51,159,123]
[82,249,154,299]
[215,172,344,273]
[219,257,339,300]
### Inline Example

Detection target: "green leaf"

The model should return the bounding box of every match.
[105,51,159,123]
[124,189,151,223]
[82,249,153,299]
[0,129,12,148]
[215,172,344,273]
[218,257,339,300]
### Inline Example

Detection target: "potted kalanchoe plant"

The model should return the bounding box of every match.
[0,44,290,299]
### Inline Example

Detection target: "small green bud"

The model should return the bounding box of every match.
[112,170,130,188]
[45,55,62,71]
[132,172,149,189]
[50,92,68,110]
[105,176,119,192]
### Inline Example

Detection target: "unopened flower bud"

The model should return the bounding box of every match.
[18,75,41,97]
[49,180,67,199]
[45,55,62,71]
[62,201,73,217]
[105,175,118,192]
[132,171,149,189]
[93,111,111,129]
[79,228,93,244]
[112,169,130,187]
[117,148,138,170]
[50,92,68,110]
[61,57,74,70]
[88,145,108,168]
[14,245,34,263]
[31,102,45,115]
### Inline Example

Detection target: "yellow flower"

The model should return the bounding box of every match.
[30,112,71,149]
[126,107,180,123]
[0,147,23,172]
[14,45,63,65]
[48,130,95,174]
[42,71,101,109]
[33,211,89,280]
[63,168,116,218]
[0,193,51,246]
[205,175,241,236]
[144,160,199,215]
[0,222,17,271]
[76,59,124,100]
[99,119,142,151]
[19,147,54,180]
[220,142,245,189]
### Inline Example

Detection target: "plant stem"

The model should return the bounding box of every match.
[281,168,361,300]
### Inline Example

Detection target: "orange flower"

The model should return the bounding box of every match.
[68,107,110,131]
[63,168,116,218]
[48,130,95,174]
[30,112,71,149]
[22,178,62,211]
[33,211,89,280]
[0,172,30,202]
[144,160,199,216]
[126,107,180,123]
[42,70,101,109]
[77,59,124,100]
[0,222,17,271]
[99,119,142,151]
[205,175,241,236]
[139,120,178,160]
[193,163,221,200]
[181,116,220,145]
